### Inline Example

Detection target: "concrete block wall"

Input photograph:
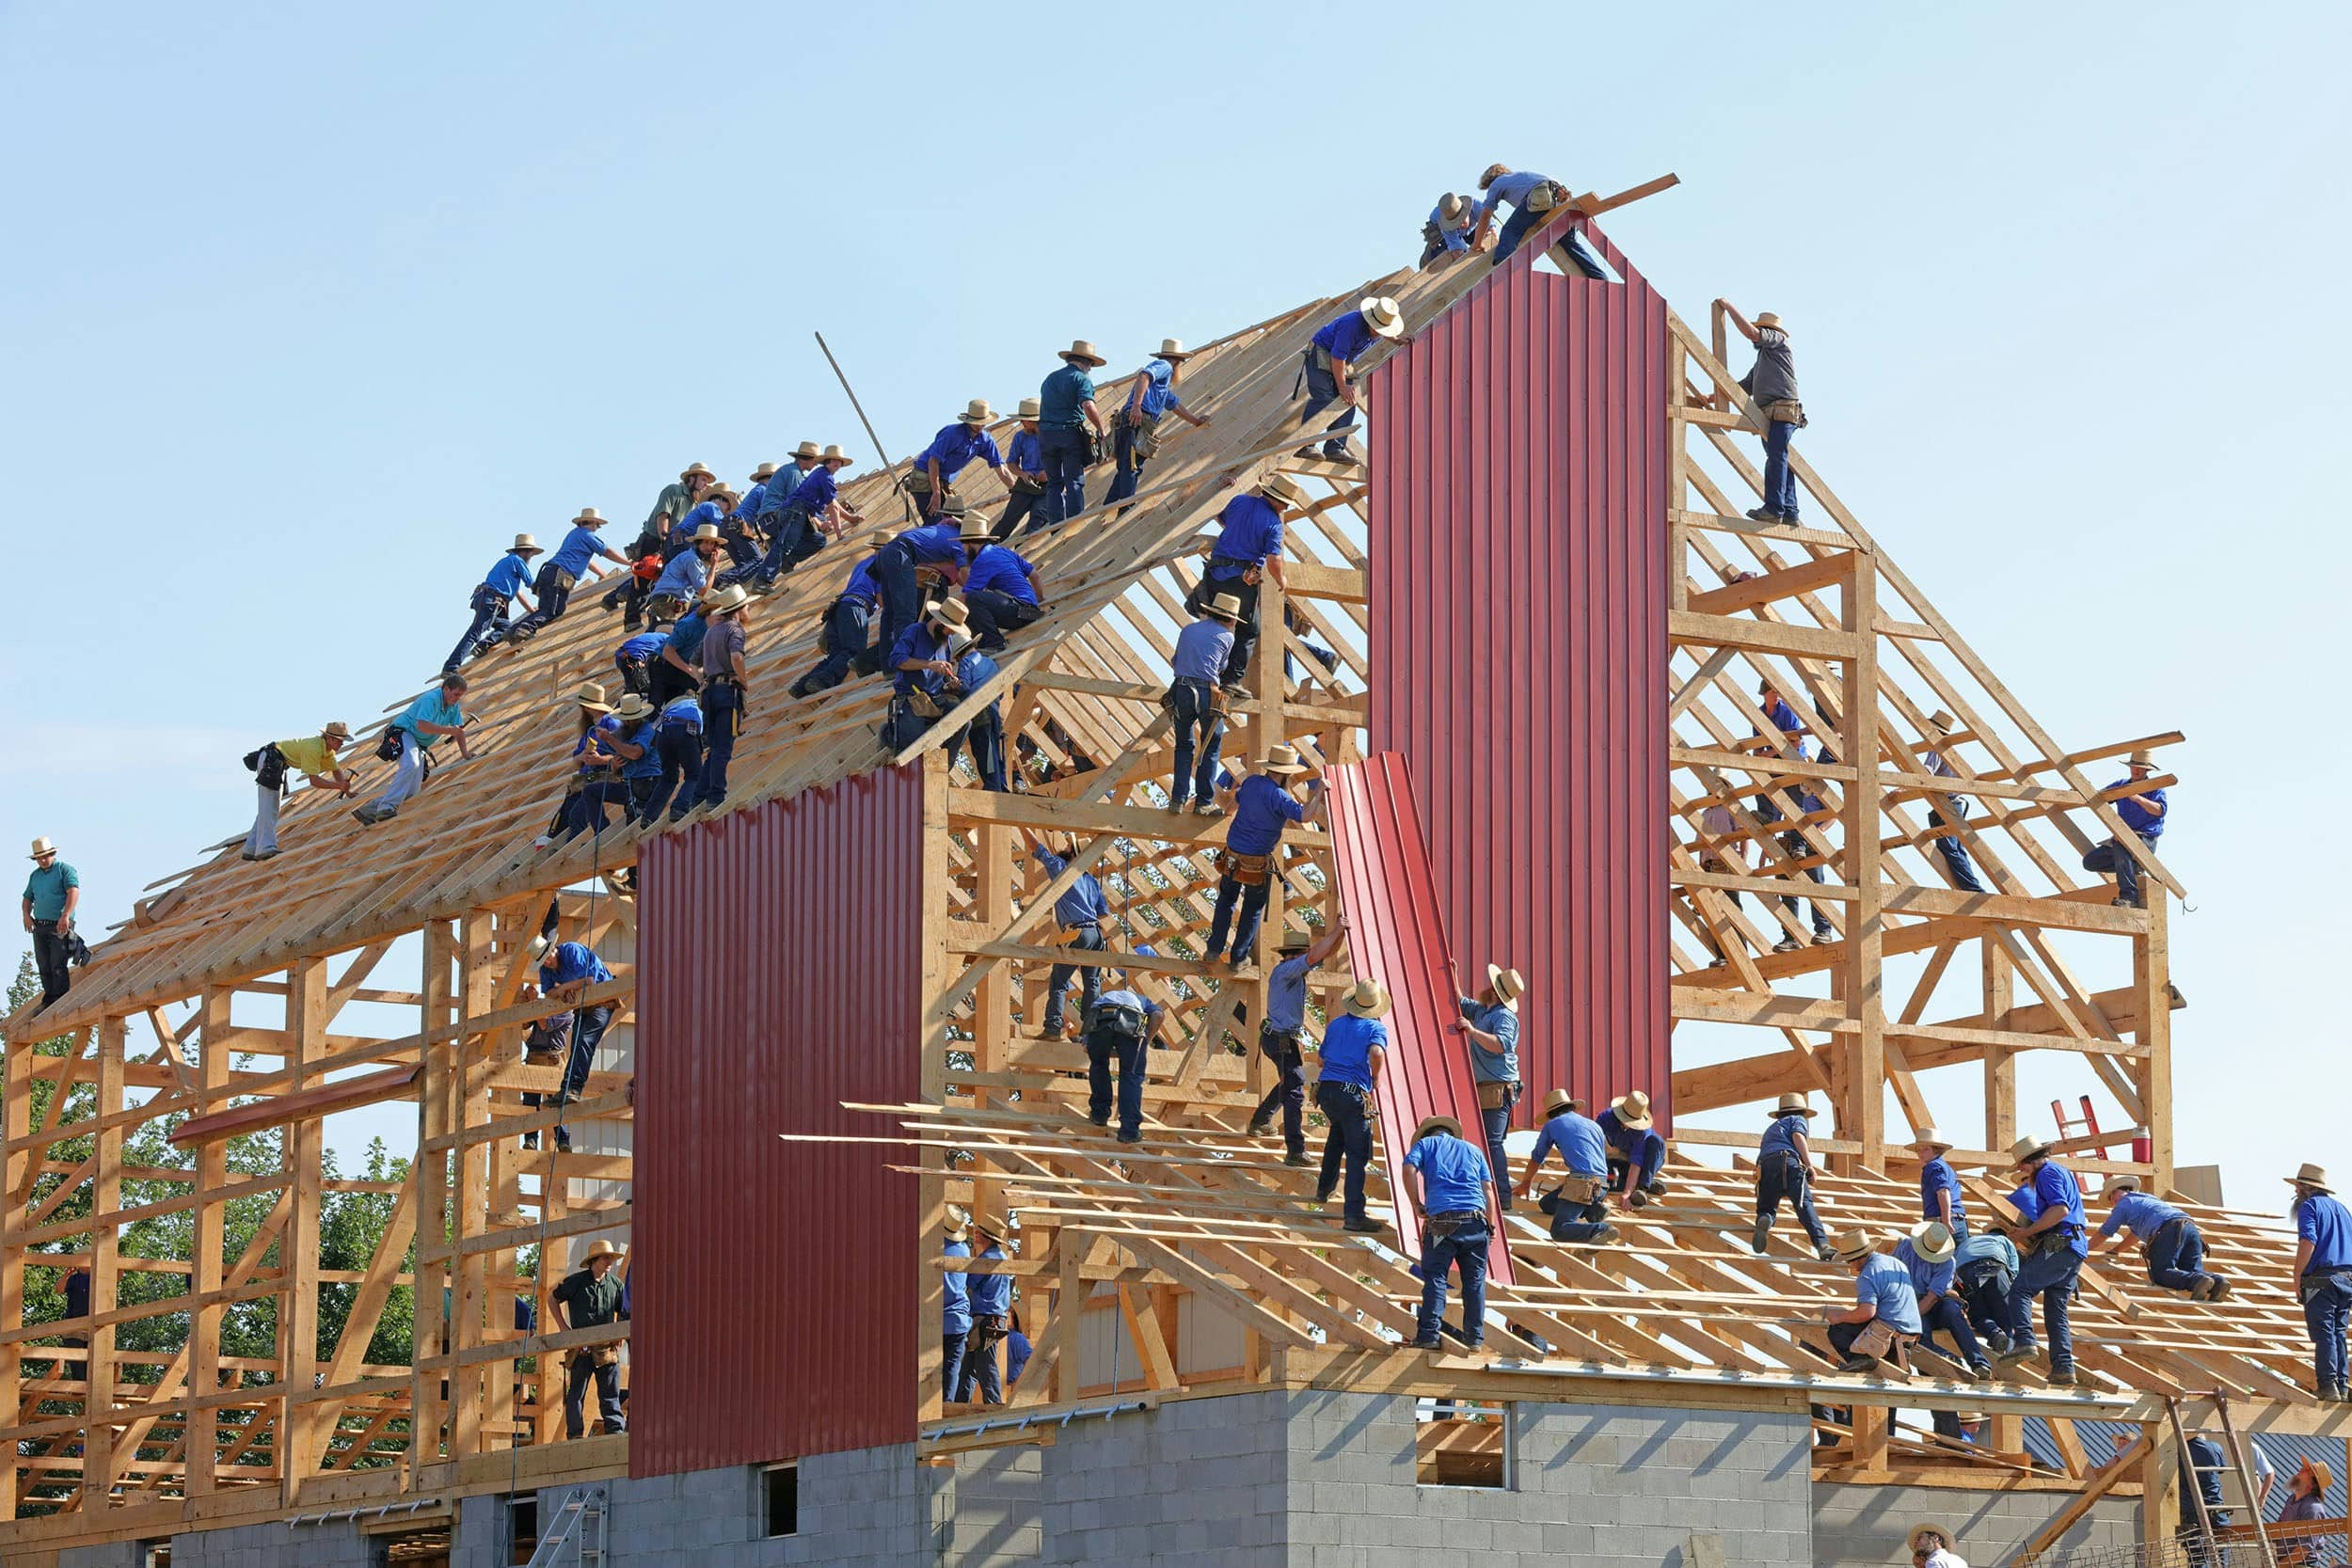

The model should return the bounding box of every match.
[1813,1479,2141,1565]
[167,1515,373,1568]
[61,1543,151,1568]
[1027,1389,1291,1566]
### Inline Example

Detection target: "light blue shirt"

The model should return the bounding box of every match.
[1471,169,1550,225]
[2099,1190,2186,1241]
[1955,1232,2019,1275]
[1029,846,1109,926]
[1855,1253,1923,1336]
[1317,1014,1388,1089]
[1171,617,1234,683]
[548,524,608,578]
[651,548,708,600]
[943,1240,972,1334]
[1758,1111,1809,1163]
[394,690,464,749]
[1459,997,1518,1085]
[1528,1112,1609,1179]
[1405,1132,1491,1214]
[1895,1239,1954,1301]
[969,1243,1011,1317]
[1132,357,1184,418]
[1263,953,1311,1033]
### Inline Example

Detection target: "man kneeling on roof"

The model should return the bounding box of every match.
[242,721,355,861]
[1084,950,1164,1146]
[1518,1088,1618,1244]
[1404,1114,1494,1352]
[2089,1173,2231,1301]
[1899,1221,1992,1382]
[1824,1227,1922,1375]
[1600,1090,1670,1208]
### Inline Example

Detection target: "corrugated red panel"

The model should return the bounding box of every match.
[1368,215,1672,1130]
[1323,753,1514,1285]
[630,766,925,1476]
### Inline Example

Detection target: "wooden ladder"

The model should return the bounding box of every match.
[2165,1392,2278,1568]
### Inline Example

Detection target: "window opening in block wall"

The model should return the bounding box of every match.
[1415,1397,1514,1489]
[505,1494,540,1565]
[765,1462,801,1537]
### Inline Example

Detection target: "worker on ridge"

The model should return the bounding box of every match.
[1403,1115,1495,1352]
[241,721,355,861]
[2084,749,2168,909]
[867,514,976,668]
[506,509,632,642]
[2088,1174,2228,1300]
[1083,951,1165,1147]
[22,837,80,1009]
[954,1211,1014,1405]
[1992,1134,2090,1386]
[1419,192,1478,265]
[788,530,893,698]
[907,400,1015,521]
[1915,1127,1967,1239]
[549,1240,628,1438]
[748,443,863,591]
[354,673,470,826]
[1021,826,1109,1038]
[1754,1091,1836,1260]
[1454,961,1524,1209]
[1203,747,1324,967]
[1599,1090,1670,1208]
[1314,980,1391,1236]
[686,584,752,815]
[1518,1088,1619,1244]
[2288,1163,2352,1402]
[960,532,1046,650]
[664,484,736,558]
[1036,339,1109,528]
[1246,919,1346,1167]
[443,533,542,673]
[946,635,1007,793]
[1293,296,1405,462]
[1719,302,1806,524]
[1898,1221,1992,1382]
[1470,163,1606,276]
[645,523,723,624]
[995,398,1050,538]
[1920,711,1988,894]
[1104,338,1212,506]
[1165,593,1242,815]
[614,463,715,628]
[883,595,975,751]
[1822,1227,1922,1375]
[1185,472,1310,690]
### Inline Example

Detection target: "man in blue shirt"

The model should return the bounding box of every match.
[646,526,723,622]
[2089,1174,2225,1301]
[1454,962,1525,1209]
[355,673,471,825]
[641,691,704,825]
[725,461,780,569]
[867,516,976,663]
[2083,751,2169,910]
[507,509,632,642]
[1915,1129,1967,1240]
[1203,748,1322,965]
[1418,192,1476,266]
[1518,1089,1617,1245]
[612,629,671,700]
[1754,1093,1834,1259]
[1084,959,1165,1145]
[1953,1226,2020,1353]
[1600,1091,1671,1208]
[1103,338,1213,506]
[1036,340,1108,527]
[961,538,1045,650]
[1470,164,1606,277]
[1751,678,1836,950]
[1823,1229,1924,1374]
[789,531,893,697]
[995,398,1050,538]
[748,444,864,590]
[884,597,975,751]
[1993,1136,2090,1385]
[1920,710,1989,895]
[2290,1164,2352,1402]
[942,1222,974,1402]
[613,463,713,628]
[954,1212,1015,1405]
[1022,828,1111,1037]
[1245,920,1344,1164]
[1403,1116,1495,1351]
[946,641,1007,793]
[443,533,542,673]
[1185,473,1309,690]
[906,400,1014,521]
[1294,296,1404,461]
[22,838,80,1009]
[1166,594,1242,813]
[609,694,663,820]
[1898,1222,1990,1381]
[650,605,707,705]
[525,940,615,1154]
[1314,982,1391,1235]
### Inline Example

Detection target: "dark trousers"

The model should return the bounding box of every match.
[963,588,1041,650]
[1315,1081,1375,1222]
[1761,418,1801,519]
[955,1316,1006,1404]
[1920,1294,1985,1369]
[444,583,509,672]
[613,655,652,699]
[642,727,703,821]
[2305,1273,2352,1389]
[1478,1085,1520,1210]
[564,1352,625,1437]
[523,1002,615,1122]
[752,505,824,584]
[1607,1131,1667,1194]
[1168,679,1224,808]
[942,1329,969,1402]
[1296,351,1355,452]
[1958,1264,2013,1341]
[1772,827,1834,935]
[721,524,761,570]
[2146,1217,2213,1292]
[2005,1243,2085,1372]
[1252,1027,1307,1156]
[1415,1218,1491,1347]
[509,562,575,637]
[559,777,633,841]
[30,920,71,1006]
[1043,923,1104,1032]
[1756,1152,1828,1250]
[696,684,743,809]
[952,705,1008,792]
[2084,832,2159,907]
[1104,418,1150,504]
[1494,206,1607,273]
[1540,1183,1613,1243]
[794,595,878,695]
[1206,872,1272,963]
[647,657,697,708]
[1928,806,1987,893]
[871,544,923,665]
[1086,1022,1149,1138]
[1037,427,1089,526]
[1188,571,1259,685]
[996,486,1043,538]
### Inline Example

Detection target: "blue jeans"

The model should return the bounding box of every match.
[2145,1217,2212,1293]
[955,1318,1006,1404]
[1478,1085,1519,1210]
[1415,1217,1491,1346]
[953,705,1007,792]
[1315,1081,1375,1222]
[444,583,508,672]
[1492,205,1608,273]
[1761,419,1801,519]
[1187,570,1258,685]
[1207,871,1273,963]
[1295,351,1355,451]
[1086,1021,1149,1138]
[1540,1182,1612,1243]
[1252,1027,1307,1156]
[1774,828,1835,936]
[1920,1294,1985,1369]
[1608,1132,1667,1194]
[870,543,924,666]
[794,595,877,694]
[2304,1273,2352,1389]
[561,777,633,841]
[753,505,824,583]
[1928,806,1987,893]
[564,1353,624,1438]
[1043,922,1104,1032]
[696,684,743,809]
[525,1003,614,1124]
[1958,1261,2013,1341]
[1104,417,1151,504]
[1756,1152,1827,1250]
[942,1329,968,1403]
[2083,832,2159,907]
[1168,678,1223,808]
[641,726,702,821]
[1038,426,1089,526]
[2005,1242,2085,1372]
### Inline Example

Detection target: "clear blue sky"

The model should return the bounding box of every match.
[5,3,2343,1203]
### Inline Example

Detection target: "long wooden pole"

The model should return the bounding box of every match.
[814,331,916,524]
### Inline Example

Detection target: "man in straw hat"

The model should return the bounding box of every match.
[1036,340,1110,527]
[728,460,783,562]
[884,595,976,750]
[954,1211,1015,1404]
[1518,1088,1618,1244]
[354,673,471,826]
[945,629,1008,793]
[1717,301,1806,524]
[866,512,977,666]
[1203,747,1325,966]
[1315,981,1392,1235]
[789,530,895,698]
[1104,338,1212,506]
[605,693,663,820]
[1823,1228,1922,1375]
[2083,749,2169,910]
[1755,1092,1836,1260]
[640,685,704,826]
[2288,1163,2352,1402]
[961,531,1047,651]
[645,521,725,623]
[241,721,356,861]
[1898,1222,1992,1381]
[1914,1127,1968,1240]
[1247,918,1346,1166]
[2088,1174,2229,1301]
[549,1238,628,1437]
[995,399,1050,538]
[443,532,543,673]
[22,837,80,1008]
[749,444,865,591]
[1991,1134,2090,1385]
[617,463,716,627]
[907,400,1015,522]
[612,626,672,701]
[1919,711,1988,894]
[1019,827,1112,1039]
[684,584,753,814]
[1470,164,1606,276]
[1166,592,1244,815]
[1600,1090,1671,1209]
[506,508,632,642]
[1403,1115,1496,1351]
[1952,1221,2020,1356]
[1187,470,1311,691]
[1295,297,1406,462]
[1419,191,1478,266]
[1908,1524,1968,1568]
[1082,954,1166,1146]
[942,1212,975,1402]
[1454,962,1526,1209]
[526,938,615,1154]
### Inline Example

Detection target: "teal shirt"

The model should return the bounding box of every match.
[395,691,465,750]
[1039,363,1096,428]
[24,863,78,921]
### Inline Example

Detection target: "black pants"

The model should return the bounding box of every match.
[1252,1027,1307,1155]
[995,487,1044,538]
[1756,1152,1827,1250]
[564,1352,625,1437]
[964,588,1041,650]
[30,920,71,1007]
[509,562,575,638]
[952,706,1008,791]
[794,596,878,695]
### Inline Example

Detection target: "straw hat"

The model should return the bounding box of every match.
[1058,340,1107,367]
[1926,710,1957,735]
[680,463,715,481]
[1259,471,1311,510]
[28,836,58,860]
[791,440,823,461]
[971,1208,1009,1241]
[2006,1134,2055,1167]
[580,1240,624,1265]
[1438,192,1473,227]
[1485,963,1526,1006]
[1260,744,1309,776]
[2100,1174,2141,1199]
[1157,337,1194,360]
[572,507,607,527]
[1908,1525,1952,1556]
[1754,312,1785,334]
[705,486,739,509]
[1831,1227,1880,1263]
[1359,296,1406,340]
[321,721,354,744]
[2288,1163,2334,1193]
[1342,980,1391,1019]
[820,444,853,465]
[612,694,655,722]
[2299,1457,2336,1496]
[927,596,972,631]
[1414,1114,1462,1143]
[864,530,895,550]
[954,399,995,425]
[1278,932,1312,956]
[1771,1093,1817,1118]
[1611,1090,1654,1130]
[1910,1221,1957,1263]
[703,584,751,617]
[2127,749,2155,768]
[1478,163,1511,188]
[1017,396,1042,420]
[956,514,996,544]
[572,682,612,714]
[690,523,724,545]
[1911,1128,1953,1154]
[1541,1088,1585,1118]
[750,462,780,481]
[945,1209,970,1241]
[1525,184,1558,213]
[511,532,544,555]
[1201,593,1245,623]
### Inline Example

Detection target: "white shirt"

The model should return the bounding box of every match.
[1922,1549,1967,1568]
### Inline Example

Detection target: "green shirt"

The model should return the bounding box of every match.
[647,481,704,532]
[24,863,77,921]
[274,736,339,777]
[552,1265,624,1330]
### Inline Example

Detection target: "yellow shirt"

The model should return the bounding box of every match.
[274,736,338,778]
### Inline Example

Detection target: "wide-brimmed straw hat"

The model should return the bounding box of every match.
[749,461,780,481]
[1911,1128,1953,1153]
[1542,1088,1584,1118]
[705,486,739,508]
[957,399,995,424]
[1414,1115,1462,1143]
[1771,1093,1817,1118]
[1926,709,1957,735]
[2288,1163,2334,1193]
[1438,192,1473,227]
[1908,1525,1952,1555]
[572,507,607,526]
[28,836,58,860]
[511,532,544,555]
[321,721,354,744]
[971,1208,1009,1241]
[2101,1174,2142,1199]
[580,1239,624,1264]
[1755,312,1785,334]
[2006,1134,2055,1167]
[680,463,714,481]
[612,694,654,721]
[1359,296,1405,340]
[1017,396,1042,420]
[927,596,972,630]
[1910,1222,1956,1263]
[690,522,724,545]
[1157,337,1194,360]
[1058,340,1106,367]
[1201,593,1244,623]
[1260,744,1309,775]
[1611,1091,1654,1130]
[790,440,823,461]
[1486,963,1526,1006]
[820,443,853,465]
[1831,1227,1880,1263]
[2128,749,2156,768]
[1342,981,1390,1019]
[572,681,612,713]
[702,584,751,616]
[956,515,996,543]
[1259,471,1311,509]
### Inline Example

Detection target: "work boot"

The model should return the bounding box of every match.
[1992,1344,2036,1370]
[1628,1188,1651,1210]
[1319,441,1351,462]
[1245,1112,1273,1137]
[1744,506,1789,524]
[2207,1276,2233,1301]
[1193,800,1225,819]
[1773,935,1802,954]
[1750,1217,1772,1254]
[1314,1183,1336,1205]
[2046,1368,2078,1386]
[1969,1360,1994,1382]
[1986,1329,2012,1355]
[1645,1178,1672,1197]
[553,1130,573,1154]
[1405,1336,1443,1351]
[522,1132,538,1150]
[1836,1355,1880,1374]
[1343,1216,1385,1235]
[1282,1152,1311,1169]
[1588,1223,1621,1245]
[2188,1276,2215,1301]
[1088,1114,1110,1129]
[1816,1243,1839,1262]
[1115,1131,1143,1146]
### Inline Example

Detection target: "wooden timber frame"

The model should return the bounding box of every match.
[0,180,2312,1559]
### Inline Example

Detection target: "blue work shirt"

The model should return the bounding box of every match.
[651,549,708,600]
[889,623,957,698]
[394,690,465,749]
[1529,1111,1610,1179]
[574,714,621,774]
[1039,363,1096,427]
[668,610,708,662]
[617,631,670,664]
[481,550,533,601]
[1311,309,1379,364]
[1094,987,1162,1023]
[24,863,78,921]
[1171,617,1235,683]
[1226,773,1308,855]
[1008,429,1043,473]
[1406,1132,1492,1215]
[735,481,770,520]
[755,465,815,517]
[538,942,612,993]
[1855,1253,1924,1335]
[1317,1014,1389,1089]
[1955,1232,2019,1275]
[1459,997,1519,1085]
[1005,1330,1032,1385]
[954,645,998,698]
[669,500,725,546]
[1598,1107,1653,1158]
[840,551,883,606]
[2110,776,2168,839]
[1920,1157,1966,1227]
[1264,952,1311,1033]
[964,545,1038,604]
[943,1240,972,1334]
[1132,357,1183,419]
[1206,492,1284,573]
[915,423,1003,483]
[1759,1111,1809,1163]
[2028,1162,2090,1257]
[2008,1183,2044,1226]
[969,1243,1011,1317]
[1895,1239,1955,1301]
[2100,1190,2186,1241]
[894,521,968,569]
[2301,1194,2352,1272]
[548,525,608,578]
[1029,846,1109,927]
[1471,169,1551,223]
[617,721,661,781]
[1427,198,1471,252]
[1758,699,1804,739]
[781,467,840,518]
[657,694,702,731]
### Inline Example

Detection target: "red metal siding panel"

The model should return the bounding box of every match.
[1323,754,1514,1284]
[1369,217,1671,1131]
[630,766,925,1476]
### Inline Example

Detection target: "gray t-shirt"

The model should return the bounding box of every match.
[703,615,746,679]
[1741,328,1800,404]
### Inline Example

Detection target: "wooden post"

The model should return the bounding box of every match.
[0,1037,28,1517]
[407,924,455,1483]
[1840,554,1885,1168]
[2137,892,2173,1188]
[185,988,233,1500]
[279,959,327,1506]
[83,1018,125,1513]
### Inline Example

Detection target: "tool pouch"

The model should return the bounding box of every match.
[1849,1319,1898,1359]
[1475,1081,1512,1111]
[1760,397,1809,430]
[1225,850,1271,887]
